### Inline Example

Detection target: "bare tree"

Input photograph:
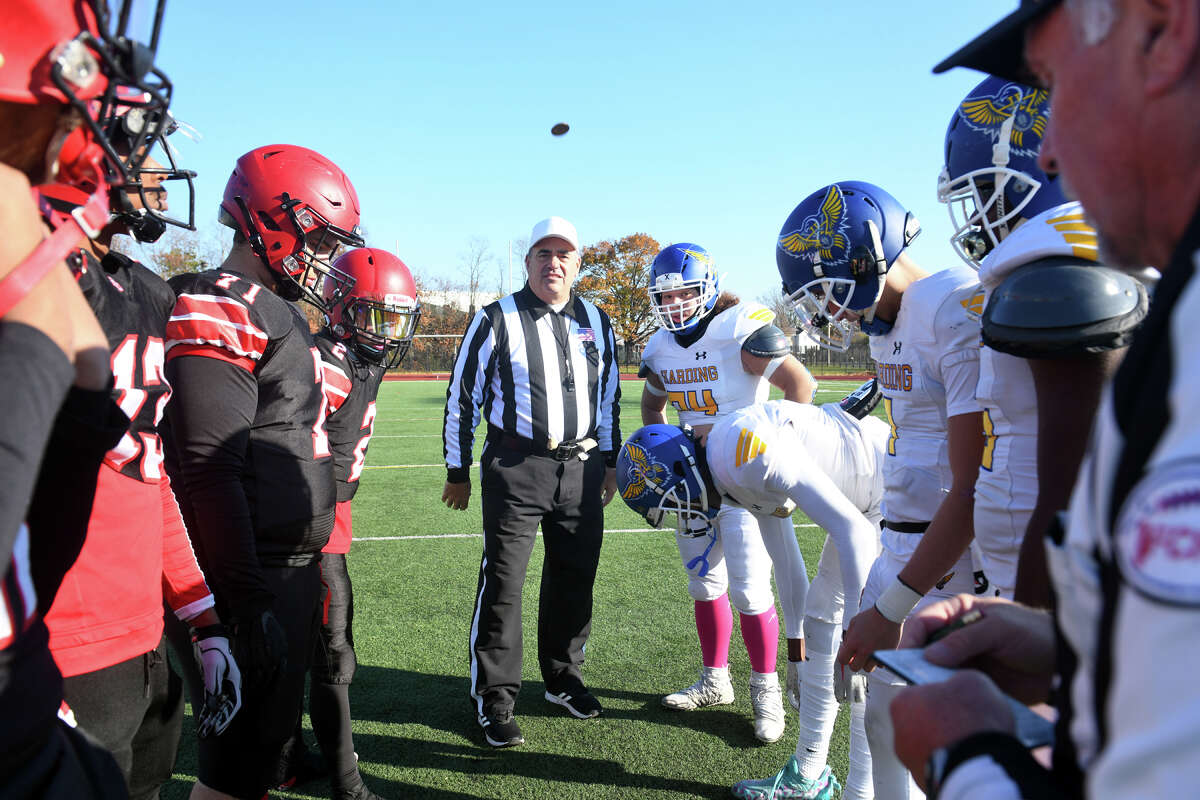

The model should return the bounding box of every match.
[459,236,493,316]
[756,288,798,334]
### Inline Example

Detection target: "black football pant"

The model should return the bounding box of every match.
[167,561,321,800]
[62,637,183,800]
[469,444,605,717]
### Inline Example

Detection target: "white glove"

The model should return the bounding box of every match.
[833,661,867,704]
[192,624,243,738]
[786,660,801,711]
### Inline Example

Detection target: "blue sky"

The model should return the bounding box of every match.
[151,1,1012,300]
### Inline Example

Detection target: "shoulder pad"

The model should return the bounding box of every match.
[982,257,1149,359]
[741,324,791,358]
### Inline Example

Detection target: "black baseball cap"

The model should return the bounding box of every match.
[933,0,1063,83]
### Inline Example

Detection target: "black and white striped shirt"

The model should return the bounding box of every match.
[443,285,621,480]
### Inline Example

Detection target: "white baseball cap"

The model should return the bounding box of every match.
[528,216,579,253]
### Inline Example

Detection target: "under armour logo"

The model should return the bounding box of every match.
[695,351,708,360]
[892,341,902,355]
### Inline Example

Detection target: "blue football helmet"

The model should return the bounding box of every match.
[776,181,920,351]
[648,243,721,335]
[617,424,714,533]
[937,76,1066,268]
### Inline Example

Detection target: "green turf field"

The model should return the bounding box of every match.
[166,378,878,799]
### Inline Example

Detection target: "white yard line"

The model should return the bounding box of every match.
[353,524,819,542]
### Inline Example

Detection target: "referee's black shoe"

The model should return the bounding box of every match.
[480,708,525,748]
[545,685,603,719]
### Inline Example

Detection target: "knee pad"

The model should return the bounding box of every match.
[728,579,774,615]
[312,639,358,685]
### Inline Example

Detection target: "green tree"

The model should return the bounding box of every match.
[576,232,660,358]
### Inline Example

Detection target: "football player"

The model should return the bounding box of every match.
[939,76,1148,606]
[42,111,244,798]
[1,1,185,796]
[277,247,420,800]
[638,243,816,743]
[778,181,983,800]
[617,391,886,800]
[161,144,364,800]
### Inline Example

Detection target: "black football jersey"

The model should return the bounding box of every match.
[164,269,336,570]
[78,250,176,483]
[315,333,386,503]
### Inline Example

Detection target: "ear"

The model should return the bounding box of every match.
[1140,0,1200,95]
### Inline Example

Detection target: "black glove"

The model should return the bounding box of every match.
[233,608,288,692]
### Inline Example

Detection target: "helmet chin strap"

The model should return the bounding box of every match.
[856,219,894,335]
[991,116,1016,241]
[0,182,111,318]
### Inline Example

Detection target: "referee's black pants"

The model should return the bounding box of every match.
[469,442,605,717]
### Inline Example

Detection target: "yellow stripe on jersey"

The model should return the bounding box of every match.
[961,288,985,319]
[734,428,768,468]
[747,308,776,323]
[1047,213,1100,262]
[1047,212,1087,224]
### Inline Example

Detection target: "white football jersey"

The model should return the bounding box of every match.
[705,399,888,618]
[641,302,776,428]
[972,202,1099,593]
[869,266,982,558]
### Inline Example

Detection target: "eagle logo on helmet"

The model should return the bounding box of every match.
[777,184,849,264]
[620,442,668,501]
[958,84,1050,157]
[678,247,714,269]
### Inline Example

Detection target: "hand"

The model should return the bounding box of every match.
[834,661,867,704]
[233,609,287,692]
[890,670,1016,791]
[442,479,470,510]
[191,624,243,737]
[837,605,902,672]
[601,467,617,506]
[786,660,801,710]
[898,594,1055,705]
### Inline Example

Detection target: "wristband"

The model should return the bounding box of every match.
[190,623,230,642]
[874,577,923,623]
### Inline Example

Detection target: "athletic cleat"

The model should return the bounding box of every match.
[749,672,786,743]
[545,686,603,719]
[479,708,525,748]
[662,665,735,710]
[273,742,329,790]
[731,758,840,800]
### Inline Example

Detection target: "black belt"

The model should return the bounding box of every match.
[882,520,931,534]
[487,425,593,462]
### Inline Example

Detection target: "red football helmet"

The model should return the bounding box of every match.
[325,248,421,368]
[1,0,176,194]
[219,144,364,311]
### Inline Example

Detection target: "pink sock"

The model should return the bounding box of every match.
[695,596,733,668]
[739,608,780,674]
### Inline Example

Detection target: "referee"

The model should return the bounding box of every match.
[442,216,621,748]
